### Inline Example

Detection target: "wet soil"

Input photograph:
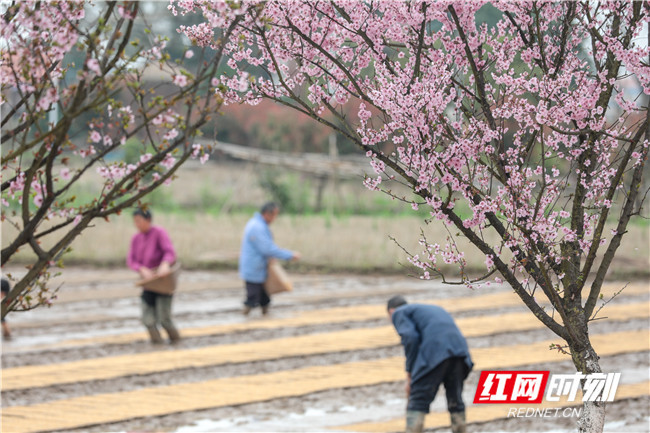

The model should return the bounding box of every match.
[1,267,647,433]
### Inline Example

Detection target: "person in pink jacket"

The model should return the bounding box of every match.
[127,208,180,344]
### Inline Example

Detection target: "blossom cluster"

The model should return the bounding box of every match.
[1,1,84,109]
[2,1,210,234]
[176,0,648,289]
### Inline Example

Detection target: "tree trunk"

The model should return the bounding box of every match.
[568,310,606,433]
[572,343,606,433]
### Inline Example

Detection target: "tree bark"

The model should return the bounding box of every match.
[567,309,605,433]
[575,343,605,433]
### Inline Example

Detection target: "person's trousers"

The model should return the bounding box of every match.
[244,281,270,308]
[407,356,469,414]
[141,292,176,331]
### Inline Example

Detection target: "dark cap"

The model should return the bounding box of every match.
[387,295,408,311]
[133,208,152,220]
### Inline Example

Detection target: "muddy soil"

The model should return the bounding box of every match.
[55,352,650,433]
[2,267,648,433]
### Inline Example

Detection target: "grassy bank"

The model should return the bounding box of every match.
[3,212,648,279]
[3,162,648,278]
[3,213,431,273]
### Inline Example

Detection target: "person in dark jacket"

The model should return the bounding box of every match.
[388,295,473,433]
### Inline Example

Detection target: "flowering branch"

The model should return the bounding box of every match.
[1,1,240,318]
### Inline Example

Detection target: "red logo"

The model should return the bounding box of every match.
[474,371,550,404]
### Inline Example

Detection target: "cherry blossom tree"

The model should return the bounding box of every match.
[1,1,240,317]
[177,1,649,431]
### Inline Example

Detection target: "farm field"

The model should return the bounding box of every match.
[1,267,648,432]
[4,3,650,433]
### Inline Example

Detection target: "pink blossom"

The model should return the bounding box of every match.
[163,129,179,141]
[60,168,72,181]
[176,0,650,292]
[31,180,42,194]
[8,172,25,199]
[90,130,102,143]
[173,74,188,87]
[185,50,194,59]
[86,59,101,75]
[191,143,202,158]
[118,5,136,20]
[160,154,176,170]
[358,103,371,122]
[78,146,96,158]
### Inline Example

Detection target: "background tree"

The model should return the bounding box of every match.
[1,1,239,317]
[214,98,367,154]
[177,1,649,431]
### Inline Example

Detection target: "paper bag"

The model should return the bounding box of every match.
[136,263,181,295]
[264,260,293,295]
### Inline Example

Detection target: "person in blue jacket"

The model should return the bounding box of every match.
[239,202,300,315]
[388,295,473,433]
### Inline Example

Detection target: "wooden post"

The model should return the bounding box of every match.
[329,133,343,214]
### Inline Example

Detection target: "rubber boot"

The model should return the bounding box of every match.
[406,411,426,433]
[2,323,11,340]
[164,325,181,344]
[146,326,164,344]
[450,411,467,433]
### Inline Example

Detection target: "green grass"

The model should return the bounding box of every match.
[3,210,648,281]
[3,161,648,278]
